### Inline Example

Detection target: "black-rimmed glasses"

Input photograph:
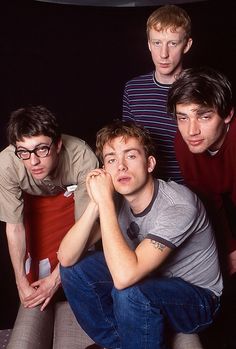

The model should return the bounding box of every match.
[15,141,54,160]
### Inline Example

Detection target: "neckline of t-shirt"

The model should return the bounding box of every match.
[153,72,172,88]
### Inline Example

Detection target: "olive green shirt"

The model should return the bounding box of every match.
[0,134,99,223]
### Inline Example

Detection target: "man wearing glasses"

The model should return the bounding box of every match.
[0,105,98,347]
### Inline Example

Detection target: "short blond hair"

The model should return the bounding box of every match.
[147,4,191,40]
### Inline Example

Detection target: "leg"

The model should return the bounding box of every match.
[112,277,219,349]
[60,251,120,349]
[171,333,203,349]
[7,303,54,349]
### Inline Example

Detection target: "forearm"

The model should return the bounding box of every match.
[50,263,61,287]
[99,200,138,288]
[6,222,28,286]
[58,200,100,267]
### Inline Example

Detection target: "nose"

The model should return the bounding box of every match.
[30,153,40,166]
[160,43,169,59]
[188,120,201,136]
[118,159,127,171]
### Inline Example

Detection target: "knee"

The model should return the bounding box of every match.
[60,264,77,289]
[112,285,150,318]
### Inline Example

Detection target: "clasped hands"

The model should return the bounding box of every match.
[86,168,114,205]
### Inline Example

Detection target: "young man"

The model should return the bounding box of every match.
[167,66,236,348]
[0,105,98,347]
[58,120,222,349]
[122,5,192,183]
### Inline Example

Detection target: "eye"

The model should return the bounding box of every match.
[107,158,116,164]
[169,41,177,47]
[177,115,187,122]
[127,154,136,159]
[200,114,210,120]
[37,146,48,153]
[153,40,161,47]
[19,150,29,155]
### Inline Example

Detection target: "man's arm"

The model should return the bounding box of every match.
[58,200,101,267]
[87,170,172,290]
[6,223,65,311]
[24,263,61,311]
[99,196,171,289]
[122,83,133,121]
[6,222,36,304]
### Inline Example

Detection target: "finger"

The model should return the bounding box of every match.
[26,296,46,308]
[40,297,51,311]
[31,281,41,287]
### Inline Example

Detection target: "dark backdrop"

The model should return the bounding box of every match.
[0,0,236,329]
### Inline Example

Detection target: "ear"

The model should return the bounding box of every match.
[224,108,234,125]
[183,37,193,54]
[147,156,156,173]
[148,40,151,52]
[56,138,63,154]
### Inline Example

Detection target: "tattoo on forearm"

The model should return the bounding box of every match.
[150,240,166,251]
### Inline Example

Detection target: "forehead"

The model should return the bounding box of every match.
[102,136,143,155]
[176,103,211,113]
[16,135,51,148]
[149,26,186,40]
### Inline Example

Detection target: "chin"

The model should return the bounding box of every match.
[31,172,47,180]
[188,146,206,154]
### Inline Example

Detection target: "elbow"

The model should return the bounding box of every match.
[57,250,75,268]
[113,273,136,290]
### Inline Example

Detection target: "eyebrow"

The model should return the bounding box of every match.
[103,148,141,159]
[176,108,214,116]
[16,142,50,150]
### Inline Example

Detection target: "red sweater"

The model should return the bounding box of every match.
[175,117,236,254]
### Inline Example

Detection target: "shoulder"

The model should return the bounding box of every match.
[157,179,198,209]
[62,134,94,154]
[61,134,98,166]
[0,145,24,171]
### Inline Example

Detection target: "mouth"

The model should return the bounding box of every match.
[159,62,170,68]
[117,176,131,184]
[31,169,44,175]
[187,139,204,147]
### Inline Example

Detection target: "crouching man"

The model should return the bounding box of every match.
[58,120,222,349]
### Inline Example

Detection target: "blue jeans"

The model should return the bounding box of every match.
[60,251,220,349]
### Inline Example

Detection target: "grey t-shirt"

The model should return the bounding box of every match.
[118,179,223,296]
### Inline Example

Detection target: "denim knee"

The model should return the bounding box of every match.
[112,285,151,321]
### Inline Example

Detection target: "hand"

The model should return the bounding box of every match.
[86,169,114,205]
[17,277,37,306]
[228,250,236,275]
[24,273,60,311]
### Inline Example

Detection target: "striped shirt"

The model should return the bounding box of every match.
[122,71,183,183]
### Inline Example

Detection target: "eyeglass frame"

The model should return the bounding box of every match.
[14,140,54,160]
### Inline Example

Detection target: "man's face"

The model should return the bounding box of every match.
[176,103,233,153]
[102,136,155,198]
[15,135,62,180]
[148,26,192,84]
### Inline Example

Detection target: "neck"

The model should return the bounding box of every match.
[155,65,183,85]
[209,123,230,152]
[127,178,155,214]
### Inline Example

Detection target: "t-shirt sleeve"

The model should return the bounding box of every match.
[73,145,99,221]
[146,204,199,248]
[122,82,133,120]
[0,163,23,224]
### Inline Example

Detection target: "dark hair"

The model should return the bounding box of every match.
[167,67,233,119]
[7,105,61,145]
[96,120,156,164]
